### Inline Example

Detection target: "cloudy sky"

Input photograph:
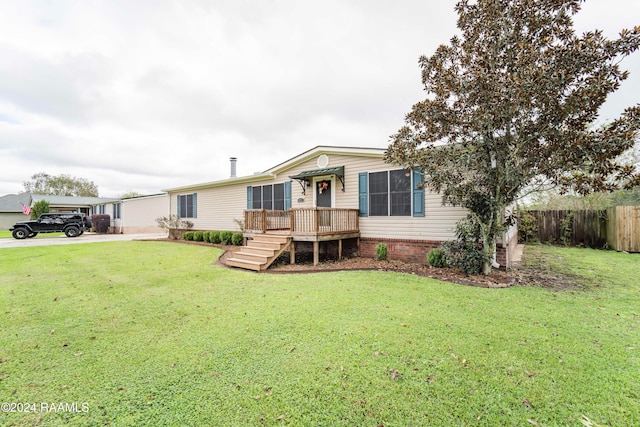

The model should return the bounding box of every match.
[1,0,638,197]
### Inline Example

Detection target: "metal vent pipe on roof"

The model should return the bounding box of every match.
[230,157,237,178]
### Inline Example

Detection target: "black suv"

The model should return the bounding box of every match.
[9,213,90,239]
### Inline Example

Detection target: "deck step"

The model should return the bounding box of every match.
[242,246,277,257]
[226,258,263,271]
[226,234,292,271]
[233,251,270,263]
[252,234,290,244]
[248,241,282,250]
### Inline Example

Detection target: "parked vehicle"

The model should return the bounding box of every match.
[9,213,89,239]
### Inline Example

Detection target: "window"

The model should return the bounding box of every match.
[369,171,389,216]
[113,203,122,219]
[248,183,289,210]
[273,184,285,210]
[263,185,273,210]
[178,193,197,218]
[390,170,411,216]
[252,187,262,209]
[361,169,416,217]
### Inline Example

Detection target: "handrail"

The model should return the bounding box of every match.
[244,208,359,234]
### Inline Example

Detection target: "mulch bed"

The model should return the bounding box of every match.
[157,238,583,290]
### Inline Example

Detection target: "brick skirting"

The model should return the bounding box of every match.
[361,236,516,269]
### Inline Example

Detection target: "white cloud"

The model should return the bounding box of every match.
[0,0,637,197]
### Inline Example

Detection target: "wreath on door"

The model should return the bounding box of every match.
[318,180,329,194]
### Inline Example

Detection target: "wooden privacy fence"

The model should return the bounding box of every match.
[520,208,640,252]
[607,206,640,252]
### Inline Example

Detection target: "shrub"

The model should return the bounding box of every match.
[427,248,448,268]
[443,217,488,275]
[193,231,204,242]
[231,232,244,246]
[183,231,194,241]
[91,214,111,234]
[518,210,538,243]
[203,231,212,243]
[210,231,222,244]
[156,214,194,240]
[375,243,388,261]
[220,231,233,245]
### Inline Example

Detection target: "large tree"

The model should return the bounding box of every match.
[386,0,640,274]
[24,173,99,197]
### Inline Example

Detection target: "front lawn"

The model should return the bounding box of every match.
[0,243,638,426]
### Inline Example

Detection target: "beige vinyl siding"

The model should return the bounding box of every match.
[169,150,469,240]
[122,194,169,229]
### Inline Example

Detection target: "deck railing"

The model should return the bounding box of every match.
[244,208,359,234]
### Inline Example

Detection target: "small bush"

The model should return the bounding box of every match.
[193,231,204,242]
[183,231,194,241]
[443,217,488,275]
[231,232,244,246]
[518,210,538,243]
[92,214,111,234]
[210,231,222,244]
[375,243,388,261]
[220,231,233,245]
[427,248,448,268]
[203,231,212,243]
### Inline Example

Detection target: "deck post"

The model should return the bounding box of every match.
[290,240,296,265]
[313,241,319,266]
[338,239,342,259]
[261,209,266,234]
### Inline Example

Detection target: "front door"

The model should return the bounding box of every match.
[316,178,332,208]
[316,178,332,228]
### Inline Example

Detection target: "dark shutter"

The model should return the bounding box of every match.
[412,169,425,217]
[284,181,292,210]
[358,172,368,217]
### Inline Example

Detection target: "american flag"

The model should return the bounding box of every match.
[22,204,31,215]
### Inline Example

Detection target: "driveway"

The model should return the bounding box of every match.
[0,232,168,249]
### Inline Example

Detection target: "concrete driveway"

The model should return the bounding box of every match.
[0,232,168,249]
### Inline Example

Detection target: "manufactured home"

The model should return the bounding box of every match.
[164,146,518,270]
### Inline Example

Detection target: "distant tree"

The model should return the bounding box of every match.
[24,173,99,197]
[120,190,145,199]
[386,0,640,274]
[30,200,50,220]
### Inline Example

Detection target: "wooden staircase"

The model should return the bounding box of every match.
[226,234,291,271]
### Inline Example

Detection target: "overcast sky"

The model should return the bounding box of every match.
[1,0,638,197]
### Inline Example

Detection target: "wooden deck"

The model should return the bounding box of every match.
[242,208,360,266]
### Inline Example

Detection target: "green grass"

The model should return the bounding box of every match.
[1,243,638,426]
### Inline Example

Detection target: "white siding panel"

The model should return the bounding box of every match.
[122,195,169,228]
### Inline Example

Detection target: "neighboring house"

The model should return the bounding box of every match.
[164,146,519,270]
[31,194,120,215]
[0,193,119,229]
[92,193,169,234]
[0,192,32,229]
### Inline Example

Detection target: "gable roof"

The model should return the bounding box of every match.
[164,145,386,193]
[0,192,32,213]
[31,194,120,207]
